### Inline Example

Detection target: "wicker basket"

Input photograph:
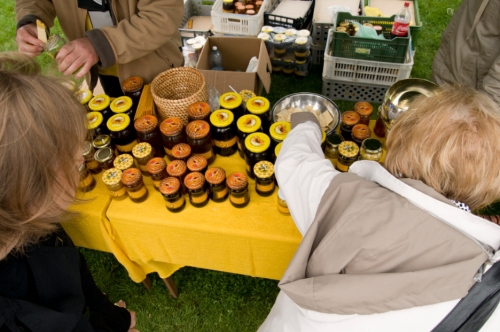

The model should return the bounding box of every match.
[151,67,208,125]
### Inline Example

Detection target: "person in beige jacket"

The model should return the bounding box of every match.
[431,0,500,106]
[259,86,500,331]
[15,0,184,95]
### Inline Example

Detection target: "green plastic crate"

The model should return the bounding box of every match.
[331,12,410,63]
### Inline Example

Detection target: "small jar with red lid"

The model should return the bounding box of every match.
[354,101,373,126]
[210,110,238,157]
[340,111,361,141]
[187,155,208,175]
[205,167,228,202]
[227,172,250,208]
[186,120,215,164]
[146,157,168,190]
[121,168,148,203]
[351,124,371,147]
[121,76,144,112]
[167,160,188,194]
[219,92,244,122]
[160,117,186,160]
[159,177,185,213]
[171,143,192,162]
[253,161,275,197]
[134,115,163,158]
[184,172,209,208]
[187,102,211,123]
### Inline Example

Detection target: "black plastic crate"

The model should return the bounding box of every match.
[264,0,314,30]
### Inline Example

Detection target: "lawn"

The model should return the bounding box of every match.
[1,1,464,331]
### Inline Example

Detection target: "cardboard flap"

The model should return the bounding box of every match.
[257,40,272,94]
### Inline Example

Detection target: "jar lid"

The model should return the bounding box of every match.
[89,94,111,111]
[93,135,112,149]
[160,117,184,136]
[237,114,261,133]
[285,28,297,36]
[226,172,248,190]
[254,161,274,179]
[341,111,360,126]
[187,102,211,119]
[269,122,291,141]
[321,130,326,144]
[245,4,254,9]
[187,155,208,172]
[295,37,308,45]
[102,168,123,186]
[210,110,234,127]
[82,141,93,157]
[186,120,210,139]
[245,132,271,153]
[223,0,233,3]
[121,76,143,92]
[239,90,256,102]
[94,147,114,163]
[113,154,134,170]
[275,142,283,157]
[110,96,133,113]
[167,160,187,177]
[205,167,226,185]
[172,143,191,159]
[261,26,274,33]
[273,33,286,42]
[76,89,93,105]
[184,171,205,190]
[362,138,382,153]
[107,114,131,131]
[146,157,166,174]
[352,124,371,140]
[354,101,373,116]
[273,27,286,34]
[121,168,143,186]
[326,133,344,148]
[132,142,152,159]
[159,177,181,195]
[257,33,270,41]
[338,141,359,158]
[246,97,270,115]
[87,111,103,130]
[134,115,158,133]
[297,29,310,37]
[246,9,255,14]
[219,92,242,110]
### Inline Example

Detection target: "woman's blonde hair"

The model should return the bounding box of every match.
[385,85,500,212]
[0,53,87,256]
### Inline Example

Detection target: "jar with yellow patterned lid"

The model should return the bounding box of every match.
[269,121,291,150]
[237,114,262,159]
[205,167,228,202]
[187,102,211,123]
[146,157,168,190]
[171,143,192,162]
[121,168,148,203]
[246,96,271,132]
[186,120,214,163]
[89,94,112,121]
[134,115,163,158]
[78,163,96,192]
[94,147,116,170]
[244,132,271,178]
[87,111,109,137]
[253,161,275,197]
[239,90,256,112]
[227,172,250,208]
[76,89,93,111]
[110,96,134,119]
[167,160,188,194]
[83,141,101,174]
[160,117,186,160]
[113,153,135,171]
[107,113,138,154]
[187,155,208,174]
[102,168,127,200]
[132,142,153,175]
[337,141,359,172]
[159,177,185,212]
[184,172,209,208]
[210,110,237,157]
[219,92,244,122]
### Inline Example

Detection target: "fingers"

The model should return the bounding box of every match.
[129,310,136,329]
[55,37,99,77]
[16,24,44,57]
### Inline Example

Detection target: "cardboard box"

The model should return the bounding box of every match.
[196,36,271,95]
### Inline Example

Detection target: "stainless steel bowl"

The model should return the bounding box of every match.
[272,93,341,135]
[380,78,440,131]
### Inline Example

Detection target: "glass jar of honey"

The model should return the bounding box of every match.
[94,147,116,170]
[88,94,112,122]
[210,110,238,156]
[187,155,208,174]
[113,153,135,171]
[374,107,386,138]
[253,161,275,197]
[340,111,360,141]
[351,124,371,147]
[146,157,168,190]
[171,143,192,162]
[102,168,127,200]
[255,0,262,12]
[244,132,271,178]
[186,120,214,164]
[237,114,262,159]
[167,160,188,194]
[187,101,211,122]
[76,89,93,111]
[134,115,163,158]
[205,167,228,202]
[83,141,101,174]
[159,177,185,213]
[110,96,134,119]
[282,59,295,75]
[277,189,290,215]
[246,97,271,133]
[107,113,138,154]
[219,92,244,122]
[354,101,373,126]
[121,168,148,203]
[160,117,186,160]
[294,37,309,62]
[273,34,286,58]
[227,172,250,208]
[92,134,112,151]
[222,0,235,13]
[87,111,109,137]
[269,121,291,151]
[324,133,344,167]
[337,141,359,172]
[271,57,283,72]
[184,172,209,207]
[78,163,96,192]
[121,76,143,111]
[132,142,154,175]
[359,138,383,162]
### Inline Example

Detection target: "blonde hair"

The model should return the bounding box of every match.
[0,53,87,256]
[385,85,500,212]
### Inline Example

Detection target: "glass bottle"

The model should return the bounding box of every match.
[102,168,128,200]
[227,172,250,208]
[121,168,148,203]
[244,132,271,178]
[167,160,188,194]
[337,141,359,172]
[110,96,134,119]
[340,111,361,141]
[121,76,144,112]
[277,189,290,215]
[44,34,67,59]
[94,147,116,170]
[146,157,168,190]
[269,121,291,151]
[160,117,186,160]
[219,92,244,122]
[351,124,371,147]
[354,101,373,126]
[76,89,93,111]
[92,134,113,151]
[187,101,211,123]
[324,133,344,167]
[134,115,163,158]
[171,143,192,162]
[78,163,96,192]
[82,141,101,174]
[187,155,208,175]
[87,111,109,137]
[210,110,238,156]
[132,142,154,175]
[374,107,387,138]
[89,94,112,122]
[359,138,383,162]
[186,120,214,164]
[205,167,228,202]
[184,172,209,207]
[246,97,271,133]
[107,113,138,154]
[253,161,275,197]
[113,153,135,171]
[237,114,262,159]
[159,177,186,213]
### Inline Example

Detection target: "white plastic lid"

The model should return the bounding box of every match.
[213,46,218,51]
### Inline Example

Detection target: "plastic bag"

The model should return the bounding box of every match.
[246,56,259,73]
[353,22,386,40]
[207,84,220,112]
[327,5,351,25]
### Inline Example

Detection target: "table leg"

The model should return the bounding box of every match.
[142,276,152,291]
[162,276,179,299]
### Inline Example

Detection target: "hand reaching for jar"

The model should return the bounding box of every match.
[55,37,99,78]
[16,23,44,57]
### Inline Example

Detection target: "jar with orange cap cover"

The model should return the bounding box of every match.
[187,155,208,175]
[340,111,360,141]
[187,102,211,122]
[354,101,373,126]
[351,124,371,147]
[184,172,209,207]
[121,76,144,111]
[159,177,185,212]
[186,120,214,164]
[134,115,163,157]
[167,160,188,194]
[160,117,186,160]
[121,168,148,203]
[171,143,192,162]
[227,172,250,208]
[146,157,168,190]
[205,167,228,202]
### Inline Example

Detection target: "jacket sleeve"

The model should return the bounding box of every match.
[85,0,185,69]
[275,113,340,236]
[482,53,500,106]
[15,0,57,29]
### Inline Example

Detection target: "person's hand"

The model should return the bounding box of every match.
[16,23,44,57]
[128,310,138,332]
[55,37,99,78]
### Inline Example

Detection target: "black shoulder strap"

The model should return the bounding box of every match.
[432,262,500,332]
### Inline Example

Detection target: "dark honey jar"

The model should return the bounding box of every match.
[88,94,112,122]
[244,132,271,178]
[222,0,235,13]
[253,161,275,197]
[171,143,191,162]
[237,114,262,159]
[134,115,163,157]
[219,92,244,122]
[167,160,188,194]
[354,101,373,126]
[121,168,148,203]
[187,155,208,174]
[160,117,186,160]
[78,163,96,192]
[83,141,101,174]
[187,101,211,122]
[186,120,215,164]
[184,172,209,208]
[205,167,228,202]
[121,76,143,111]
[210,110,238,157]
[351,124,371,147]
[159,177,185,213]
[340,111,361,141]
[110,96,134,119]
[76,89,93,111]
[107,113,138,154]
[246,97,271,133]
[94,147,116,170]
[146,157,168,190]
[87,111,109,137]
[294,37,309,62]
[269,121,291,152]
[227,172,250,208]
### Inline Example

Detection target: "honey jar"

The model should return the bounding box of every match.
[337,141,359,172]
[187,155,208,174]
[219,92,244,122]
[171,143,192,162]
[110,96,134,119]
[274,142,283,163]
[351,124,371,147]
[121,168,148,203]
[205,167,228,202]
[187,102,211,122]
[227,172,250,208]
[277,189,290,215]
[253,161,275,197]
[78,163,96,192]
[94,147,116,170]
[88,94,112,122]
[294,37,309,62]
[237,114,262,159]
[222,0,235,13]
[76,89,93,111]
[132,142,154,175]
[184,172,209,207]
[359,138,383,162]
[340,111,360,141]
[324,133,344,167]
[121,76,143,111]
[83,141,101,174]
[186,120,214,163]
[273,34,286,58]
[374,107,386,138]
[87,111,109,137]
[269,121,291,151]
[146,157,168,190]
[102,168,127,200]
[113,153,135,171]
[92,134,112,151]
[160,117,186,160]
[244,132,271,178]
[210,110,238,156]
[354,101,373,126]
[134,115,163,158]
[159,177,185,212]
[167,160,188,194]
[107,113,138,154]
[246,97,271,133]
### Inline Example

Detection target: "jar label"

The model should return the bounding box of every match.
[116,140,138,153]
[86,160,100,171]
[127,185,148,199]
[277,203,290,215]
[213,136,237,148]
[109,187,127,198]
[336,162,349,173]
[164,147,172,156]
[230,194,248,205]
[200,149,214,161]
[257,182,275,193]
[153,179,161,189]
[215,187,228,199]
[166,196,185,209]
[191,190,208,204]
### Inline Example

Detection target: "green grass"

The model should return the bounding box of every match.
[1,1,486,331]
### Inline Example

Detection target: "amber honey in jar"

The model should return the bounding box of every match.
[167,159,188,194]
[87,111,109,137]
[244,132,271,178]
[121,76,144,111]
[187,101,211,122]
[222,0,235,13]
[340,111,360,141]
[132,142,154,175]
[246,97,271,133]
[210,110,238,156]
[277,189,290,215]
[354,101,373,126]
[205,167,228,202]
[92,134,112,151]
[121,168,148,203]
[94,147,116,170]
[146,157,168,190]
[187,155,208,175]
[237,114,262,159]
[159,177,185,212]
[78,163,96,192]
[83,141,101,174]
[269,121,291,151]
[359,138,383,162]
[374,107,386,138]
[219,92,244,122]
[227,172,250,208]
[337,141,359,172]
[113,153,135,171]
[171,143,192,162]
[351,124,371,147]
[89,94,112,122]
[107,113,138,154]
[254,161,275,197]
[102,168,127,200]
[255,0,262,12]
[134,115,163,158]
[160,117,186,160]
[186,120,214,164]
[110,96,134,119]
[324,133,344,167]
[76,89,93,111]
[184,172,209,207]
